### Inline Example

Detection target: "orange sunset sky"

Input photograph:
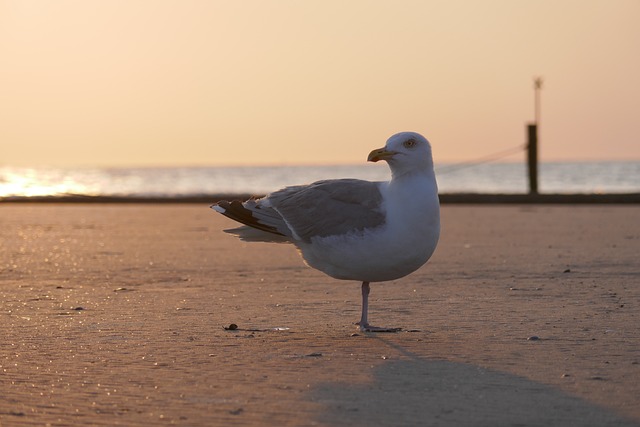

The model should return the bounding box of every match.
[1,1,639,167]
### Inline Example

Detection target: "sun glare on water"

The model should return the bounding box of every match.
[0,168,94,198]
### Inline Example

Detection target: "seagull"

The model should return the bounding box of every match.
[211,132,440,332]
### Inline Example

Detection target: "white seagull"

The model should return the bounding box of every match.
[211,132,440,332]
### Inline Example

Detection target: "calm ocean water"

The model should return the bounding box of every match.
[0,162,638,198]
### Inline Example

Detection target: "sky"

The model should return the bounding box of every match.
[1,1,639,167]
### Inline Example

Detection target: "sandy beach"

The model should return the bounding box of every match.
[1,203,638,426]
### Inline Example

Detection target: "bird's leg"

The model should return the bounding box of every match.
[356,281,401,332]
[358,281,370,326]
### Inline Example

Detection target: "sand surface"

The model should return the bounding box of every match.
[1,204,639,426]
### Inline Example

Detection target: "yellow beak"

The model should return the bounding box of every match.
[367,147,397,162]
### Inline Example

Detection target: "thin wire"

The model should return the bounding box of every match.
[436,144,526,175]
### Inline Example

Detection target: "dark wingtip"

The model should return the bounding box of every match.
[210,200,230,213]
[211,199,285,236]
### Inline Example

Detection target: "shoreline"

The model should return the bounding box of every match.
[2,192,640,204]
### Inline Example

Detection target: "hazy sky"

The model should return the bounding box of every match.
[1,1,639,167]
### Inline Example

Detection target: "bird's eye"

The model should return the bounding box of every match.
[403,138,416,148]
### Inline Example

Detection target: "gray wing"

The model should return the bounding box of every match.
[267,179,386,242]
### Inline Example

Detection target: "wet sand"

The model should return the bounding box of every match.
[1,204,639,426]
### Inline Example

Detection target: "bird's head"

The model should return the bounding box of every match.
[368,132,434,177]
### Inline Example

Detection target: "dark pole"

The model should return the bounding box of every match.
[527,123,538,194]
[527,77,543,194]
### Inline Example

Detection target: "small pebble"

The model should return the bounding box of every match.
[527,335,540,341]
[563,268,571,273]
[562,373,570,378]
[73,307,84,311]
[224,323,238,331]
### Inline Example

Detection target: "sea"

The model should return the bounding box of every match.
[0,162,639,199]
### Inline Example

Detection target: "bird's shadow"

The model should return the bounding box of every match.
[309,336,639,427]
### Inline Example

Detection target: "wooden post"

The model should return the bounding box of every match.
[528,77,543,195]
[527,123,538,194]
